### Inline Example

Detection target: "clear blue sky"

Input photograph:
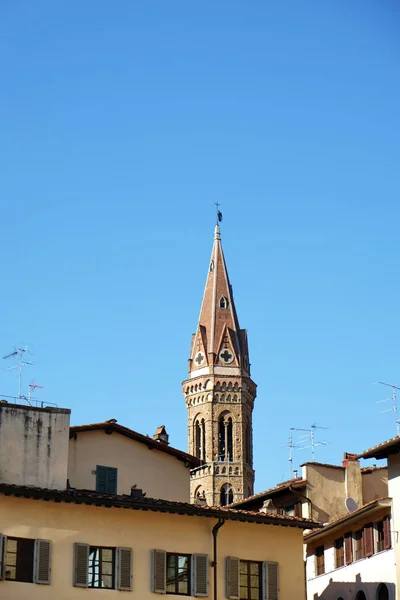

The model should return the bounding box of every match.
[1,1,399,490]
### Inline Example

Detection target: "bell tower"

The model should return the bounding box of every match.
[183,223,256,506]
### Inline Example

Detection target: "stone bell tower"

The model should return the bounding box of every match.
[182,224,256,507]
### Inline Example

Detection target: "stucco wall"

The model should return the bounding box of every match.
[306,547,396,600]
[388,454,400,597]
[0,403,70,490]
[362,468,388,503]
[304,464,346,522]
[68,430,190,502]
[0,494,306,600]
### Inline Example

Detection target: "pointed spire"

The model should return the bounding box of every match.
[189,224,249,374]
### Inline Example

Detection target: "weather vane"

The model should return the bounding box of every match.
[214,202,223,225]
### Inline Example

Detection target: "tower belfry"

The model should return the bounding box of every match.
[183,223,256,506]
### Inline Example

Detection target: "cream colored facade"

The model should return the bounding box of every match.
[0,492,312,599]
[68,429,191,502]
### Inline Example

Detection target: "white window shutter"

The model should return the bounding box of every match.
[73,543,89,587]
[152,549,166,593]
[0,534,7,581]
[192,554,209,597]
[117,547,133,591]
[34,539,52,584]
[263,561,279,600]
[226,556,240,599]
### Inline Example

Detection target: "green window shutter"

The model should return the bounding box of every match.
[263,561,279,600]
[192,554,209,597]
[0,534,7,581]
[225,557,239,599]
[117,547,133,591]
[96,466,118,493]
[151,549,166,593]
[34,539,52,585]
[73,543,89,587]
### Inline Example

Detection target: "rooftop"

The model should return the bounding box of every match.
[0,483,319,529]
[230,477,307,508]
[70,419,200,467]
[357,435,400,460]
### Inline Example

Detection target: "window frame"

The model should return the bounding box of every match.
[354,530,363,561]
[239,559,262,600]
[95,465,118,494]
[88,545,116,589]
[315,545,325,576]
[334,537,344,568]
[166,552,191,596]
[5,537,35,583]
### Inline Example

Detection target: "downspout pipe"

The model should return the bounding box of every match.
[212,517,225,600]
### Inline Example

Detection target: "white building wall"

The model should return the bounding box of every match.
[388,455,400,600]
[0,403,70,490]
[306,549,396,600]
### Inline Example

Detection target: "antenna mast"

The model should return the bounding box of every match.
[2,345,33,402]
[287,424,329,472]
[28,380,44,405]
[377,381,400,435]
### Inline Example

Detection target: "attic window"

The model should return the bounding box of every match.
[219,296,228,309]
[209,261,214,272]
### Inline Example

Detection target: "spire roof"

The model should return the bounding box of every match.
[189,225,249,373]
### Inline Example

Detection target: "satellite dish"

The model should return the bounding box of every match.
[345,497,358,513]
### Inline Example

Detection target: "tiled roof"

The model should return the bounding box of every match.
[0,484,319,529]
[229,478,307,508]
[357,435,400,460]
[70,420,200,467]
[304,497,391,540]
[361,465,387,474]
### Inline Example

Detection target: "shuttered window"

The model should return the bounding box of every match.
[383,516,391,550]
[354,530,363,561]
[334,538,344,568]
[166,553,191,595]
[344,533,353,564]
[152,549,167,593]
[0,534,6,581]
[226,556,240,599]
[117,547,133,591]
[96,466,118,493]
[363,524,374,558]
[263,561,279,600]
[73,543,132,590]
[315,546,324,575]
[4,537,35,583]
[34,539,51,584]
[192,554,209,597]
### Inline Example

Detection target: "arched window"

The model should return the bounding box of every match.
[218,413,233,461]
[220,484,234,506]
[377,584,389,600]
[355,592,367,600]
[194,417,206,461]
[219,296,228,309]
[245,421,252,465]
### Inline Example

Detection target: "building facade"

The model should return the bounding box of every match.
[183,224,256,507]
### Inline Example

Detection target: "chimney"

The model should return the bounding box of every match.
[260,499,278,515]
[153,425,169,445]
[342,452,362,508]
[293,469,298,479]
[130,485,146,499]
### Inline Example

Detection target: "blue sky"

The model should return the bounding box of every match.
[1,1,399,490]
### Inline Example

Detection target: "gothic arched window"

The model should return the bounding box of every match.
[194,417,206,461]
[218,413,233,462]
[219,296,228,309]
[245,421,252,466]
[220,484,234,506]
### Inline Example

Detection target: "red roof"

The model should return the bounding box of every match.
[70,420,200,467]
[230,478,307,508]
[357,435,400,460]
[0,484,319,529]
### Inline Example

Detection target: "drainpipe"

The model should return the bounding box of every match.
[212,518,225,600]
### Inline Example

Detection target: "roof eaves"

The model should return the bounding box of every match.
[229,479,307,508]
[357,436,400,460]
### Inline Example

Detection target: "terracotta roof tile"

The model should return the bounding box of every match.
[357,435,400,460]
[0,484,319,529]
[229,478,306,508]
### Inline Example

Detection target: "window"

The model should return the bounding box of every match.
[166,553,191,595]
[239,560,262,600]
[376,516,391,552]
[377,521,385,552]
[2,536,51,585]
[5,537,34,583]
[344,532,353,564]
[315,545,325,575]
[354,530,363,561]
[96,466,117,494]
[88,547,115,589]
[194,418,206,461]
[284,502,302,517]
[219,296,228,309]
[218,413,233,461]
[220,484,234,506]
[334,537,344,568]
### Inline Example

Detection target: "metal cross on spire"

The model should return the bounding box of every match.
[214,202,223,225]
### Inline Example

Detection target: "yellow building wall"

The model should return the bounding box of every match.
[304,464,346,522]
[68,430,190,502]
[0,495,306,600]
[362,468,388,503]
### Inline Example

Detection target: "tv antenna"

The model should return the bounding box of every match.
[285,424,329,476]
[2,345,33,402]
[377,381,400,435]
[28,380,44,405]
